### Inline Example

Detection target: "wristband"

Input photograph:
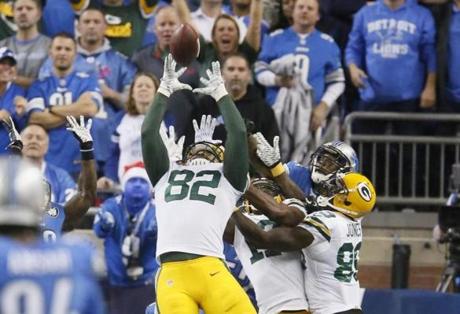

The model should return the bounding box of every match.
[81,148,94,160]
[270,162,285,177]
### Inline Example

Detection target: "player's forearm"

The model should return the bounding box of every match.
[62,158,97,231]
[218,95,248,192]
[232,211,272,248]
[274,171,306,201]
[141,93,170,186]
[245,185,303,227]
[28,111,66,129]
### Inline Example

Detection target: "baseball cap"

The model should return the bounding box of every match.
[0,47,16,65]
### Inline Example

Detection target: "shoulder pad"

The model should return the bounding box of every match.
[76,72,90,78]
[320,33,334,43]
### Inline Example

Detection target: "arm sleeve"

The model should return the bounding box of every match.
[255,35,277,86]
[141,93,170,186]
[345,9,365,68]
[420,9,437,72]
[92,206,113,239]
[218,95,248,192]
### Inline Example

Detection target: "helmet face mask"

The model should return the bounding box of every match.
[310,141,358,196]
[184,142,224,165]
[329,172,376,219]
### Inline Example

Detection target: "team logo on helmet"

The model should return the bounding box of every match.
[46,206,59,218]
[357,182,372,202]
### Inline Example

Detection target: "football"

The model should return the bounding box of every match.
[170,23,200,66]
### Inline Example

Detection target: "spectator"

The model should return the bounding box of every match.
[346,0,436,117]
[131,4,200,137]
[70,0,158,57]
[0,0,16,40]
[26,33,100,176]
[255,0,345,162]
[269,0,295,31]
[0,47,27,153]
[93,161,158,314]
[176,0,262,75]
[191,0,246,42]
[225,0,270,43]
[99,72,159,188]
[20,124,77,205]
[42,0,76,37]
[0,0,51,87]
[189,53,279,144]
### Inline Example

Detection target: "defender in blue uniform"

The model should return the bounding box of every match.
[0,156,106,314]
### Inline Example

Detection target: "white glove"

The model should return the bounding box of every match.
[254,132,280,168]
[159,123,185,162]
[66,116,93,145]
[193,61,228,101]
[193,115,222,144]
[158,54,192,97]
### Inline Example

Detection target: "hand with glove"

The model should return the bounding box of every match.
[253,132,285,177]
[158,54,192,98]
[193,61,228,101]
[1,116,23,154]
[66,115,94,160]
[97,210,115,232]
[193,114,222,144]
[159,123,185,162]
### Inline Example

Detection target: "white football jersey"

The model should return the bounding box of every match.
[234,212,308,314]
[298,210,362,314]
[155,162,243,259]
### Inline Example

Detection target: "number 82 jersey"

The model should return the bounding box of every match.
[154,162,244,260]
[298,210,363,314]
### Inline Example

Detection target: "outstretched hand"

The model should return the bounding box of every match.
[193,115,221,144]
[159,123,185,162]
[66,116,93,149]
[193,61,228,101]
[157,54,192,97]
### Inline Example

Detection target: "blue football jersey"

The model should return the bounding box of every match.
[26,71,103,173]
[256,27,342,106]
[0,237,105,314]
[0,83,26,154]
[41,201,66,242]
[44,163,77,205]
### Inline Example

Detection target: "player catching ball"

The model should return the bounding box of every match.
[141,54,255,314]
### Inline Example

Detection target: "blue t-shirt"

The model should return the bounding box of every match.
[256,27,342,106]
[0,83,26,154]
[345,0,436,105]
[0,237,105,314]
[26,71,102,173]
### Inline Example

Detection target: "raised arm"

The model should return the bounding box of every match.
[232,210,313,251]
[193,62,248,192]
[244,0,263,52]
[62,116,97,231]
[142,54,192,186]
[245,185,305,227]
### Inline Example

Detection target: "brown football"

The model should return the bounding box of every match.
[170,23,200,66]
